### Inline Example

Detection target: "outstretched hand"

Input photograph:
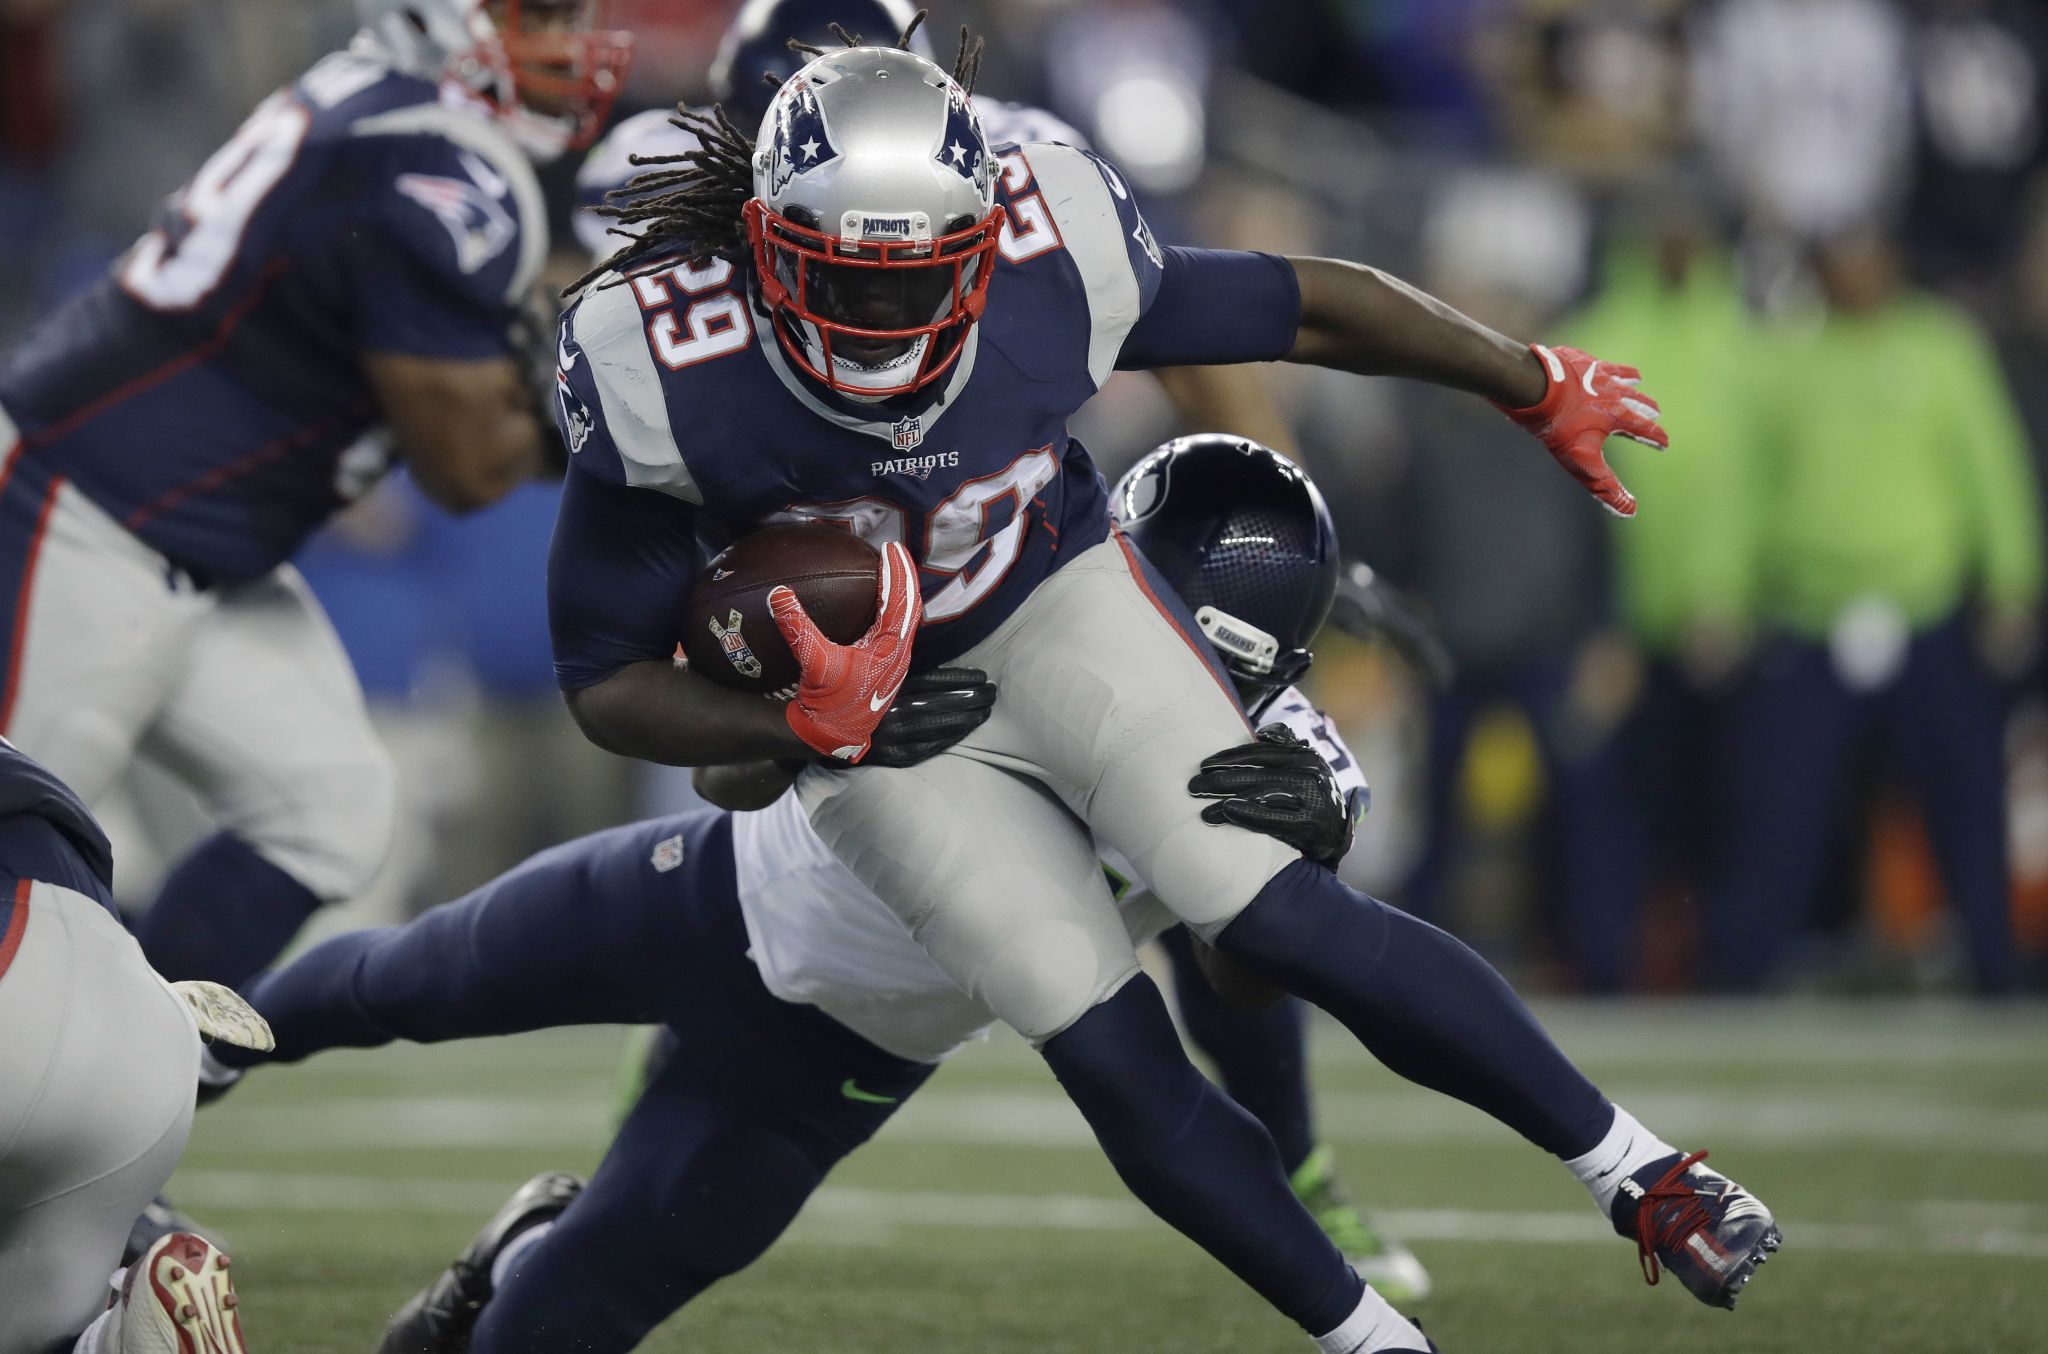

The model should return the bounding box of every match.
[1496,343,1668,518]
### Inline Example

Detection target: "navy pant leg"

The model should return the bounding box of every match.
[1706,636,1861,991]
[231,812,728,1066]
[475,824,933,1353]
[472,1051,844,1354]
[1158,926,1315,1174]
[1039,978,1364,1336]
[134,831,323,987]
[1217,862,1613,1160]
[1886,616,2019,994]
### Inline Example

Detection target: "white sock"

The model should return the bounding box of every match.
[74,1305,118,1354]
[489,1219,555,1291]
[1312,1285,1427,1354]
[1563,1105,1677,1218]
[197,1048,242,1092]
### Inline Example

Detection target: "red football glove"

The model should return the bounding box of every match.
[1496,343,1668,518]
[769,541,922,763]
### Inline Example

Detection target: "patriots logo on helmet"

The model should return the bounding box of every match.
[768,80,841,194]
[937,85,989,194]
[395,172,516,274]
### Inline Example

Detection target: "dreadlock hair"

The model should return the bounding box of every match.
[570,9,985,296]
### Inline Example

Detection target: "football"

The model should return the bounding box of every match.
[680,523,881,697]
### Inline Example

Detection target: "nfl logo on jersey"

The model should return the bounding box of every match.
[649,834,686,873]
[892,417,922,451]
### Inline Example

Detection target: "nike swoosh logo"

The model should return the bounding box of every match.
[1581,361,1601,398]
[558,333,578,373]
[870,690,892,713]
[840,1078,898,1104]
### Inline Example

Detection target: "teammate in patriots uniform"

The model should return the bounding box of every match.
[0,738,273,1354]
[0,0,629,993]
[549,32,1781,1353]
[206,439,1380,1353]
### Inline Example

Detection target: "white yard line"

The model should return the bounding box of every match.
[204,1084,2048,1154]
[166,1171,2048,1261]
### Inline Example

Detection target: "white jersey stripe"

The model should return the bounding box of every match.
[1025,144,1143,388]
[569,280,702,503]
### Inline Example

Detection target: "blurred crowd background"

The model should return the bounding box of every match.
[6,0,2048,995]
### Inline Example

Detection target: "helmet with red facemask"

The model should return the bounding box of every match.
[745,46,1001,400]
[355,0,632,159]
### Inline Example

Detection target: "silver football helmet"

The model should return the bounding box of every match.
[745,46,1000,399]
[353,0,631,159]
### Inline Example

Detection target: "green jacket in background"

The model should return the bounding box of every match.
[1756,293,2045,639]
[1568,245,1764,654]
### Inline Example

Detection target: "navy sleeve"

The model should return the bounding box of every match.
[549,460,704,691]
[1115,248,1302,370]
[348,138,528,359]
[0,818,117,914]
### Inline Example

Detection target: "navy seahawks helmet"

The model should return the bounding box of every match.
[1113,435,1340,698]
[709,0,934,132]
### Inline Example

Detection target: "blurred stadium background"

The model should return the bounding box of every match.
[5,0,2047,1348]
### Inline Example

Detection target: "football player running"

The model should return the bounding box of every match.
[204,438,1391,1353]
[0,737,273,1354]
[548,23,1780,1353]
[575,0,1408,1292]
[0,0,629,996]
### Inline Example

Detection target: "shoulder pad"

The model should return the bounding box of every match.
[1005,144,1164,386]
[349,100,548,302]
[559,279,702,503]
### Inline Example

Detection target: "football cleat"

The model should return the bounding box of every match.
[117,1231,246,1354]
[1291,1146,1433,1305]
[123,1198,226,1270]
[377,1171,582,1354]
[1612,1150,1782,1309]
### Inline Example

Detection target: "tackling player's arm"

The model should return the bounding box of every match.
[364,351,546,511]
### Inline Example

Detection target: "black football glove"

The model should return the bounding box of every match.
[1188,723,1356,868]
[862,667,998,769]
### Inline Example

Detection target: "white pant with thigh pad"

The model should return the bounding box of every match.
[800,537,1298,1041]
[0,882,198,1351]
[4,484,394,901]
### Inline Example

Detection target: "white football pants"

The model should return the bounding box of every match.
[0,881,198,1352]
[800,535,1298,1043]
[0,476,393,903]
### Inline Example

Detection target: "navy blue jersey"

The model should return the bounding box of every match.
[549,141,1302,689]
[0,737,114,913]
[0,52,545,584]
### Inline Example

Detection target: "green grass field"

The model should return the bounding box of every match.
[172,1000,2048,1353]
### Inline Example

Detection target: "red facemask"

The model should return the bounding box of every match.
[472,0,633,151]
[745,197,1003,398]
